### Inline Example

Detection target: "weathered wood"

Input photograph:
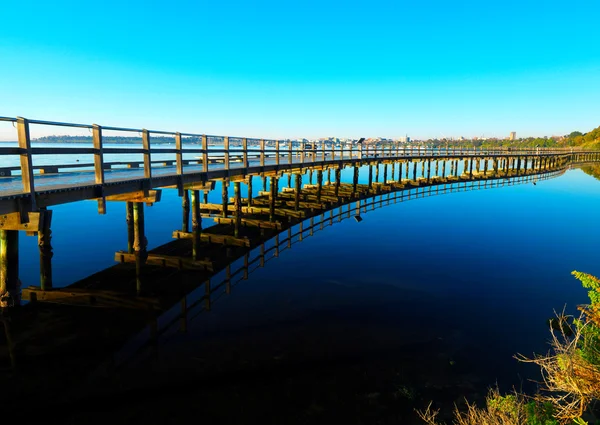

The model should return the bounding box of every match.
[16,117,36,209]
[213,216,283,230]
[22,287,162,309]
[191,189,201,261]
[0,230,19,307]
[105,190,162,204]
[133,203,147,294]
[141,129,152,180]
[38,209,53,290]
[175,132,184,175]
[0,212,41,231]
[115,252,214,271]
[182,190,190,233]
[172,231,251,247]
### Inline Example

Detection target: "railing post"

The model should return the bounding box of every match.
[16,117,36,210]
[223,136,230,169]
[202,135,209,172]
[141,129,152,180]
[331,140,335,162]
[175,132,183,176]
[321,140,326,162]
[92,124,106,214]
[242,138,248,168]
[275,139,280,166]
[288,140,293,166]
[260,139,265,166]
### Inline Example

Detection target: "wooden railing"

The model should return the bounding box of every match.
[0,116,592,199]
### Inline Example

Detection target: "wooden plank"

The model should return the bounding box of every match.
[114,251,214,271]
[22,287,161,309]
[172,231,251,247]
[213,216,283,230]
[0,212,40,231]
[105,190,162,203]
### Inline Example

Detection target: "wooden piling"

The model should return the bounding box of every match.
[294,174,302,211]
[38,209,53,290]
[247,176,253,207]
[234,182,242,238]
[221,179,229,218]
[269,177,277,222]
[182,190,190,233]
[191,190,201,260]
[133,203,147,295]
[126,202,134,254]
[0,230,19,307]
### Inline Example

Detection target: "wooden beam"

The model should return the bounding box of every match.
[172,231,251,247]
[22,287,161,309]
[104,190,162,204]
[0,212,41,232]
[114,252,214,271]
[213,216,283,230]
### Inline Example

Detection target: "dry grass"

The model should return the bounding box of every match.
[416,388,529,425]
[517,310,600,423]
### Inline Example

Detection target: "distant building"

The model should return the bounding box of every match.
[509,131,517,141]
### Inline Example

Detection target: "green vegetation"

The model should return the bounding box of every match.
[418,271,600,425]
[424,125,600,150]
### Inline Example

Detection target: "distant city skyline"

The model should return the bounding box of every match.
[1,1,599,141]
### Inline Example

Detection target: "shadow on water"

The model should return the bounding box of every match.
[1,163,600,424]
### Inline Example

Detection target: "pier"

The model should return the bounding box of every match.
[1,116,600,419]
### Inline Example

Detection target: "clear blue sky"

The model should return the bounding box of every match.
[1,0,599,140]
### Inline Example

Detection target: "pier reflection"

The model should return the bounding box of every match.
[0,157,589,423]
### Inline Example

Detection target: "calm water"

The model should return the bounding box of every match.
[5,158,600,423]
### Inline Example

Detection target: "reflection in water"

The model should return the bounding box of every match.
[1,161,599,424]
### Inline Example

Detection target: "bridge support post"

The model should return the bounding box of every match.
[442,160,446,178]
[398,161,403,182]
[412,161,417,181]
[182,190,190,233]
[368,165,373,188]
[427,159,431,183]
[38,208,53,291]
[391,162,395,182]
[0,230,19,308]
[191,190,201,261]
[269,177,278,222]
[435,160,439,177]
[483,158,488,176]
[234,182,242,238]
[383,164,388,183]
[335,167,341,197]
[221,179,229,218]
[352,166,359,196]
[316,170,323,203]
[133,203,147,295]
[247,176,253,207]
[375,164,380,183]
[469,158,473,179]
[294,174,302,211]
[126,202,134,254]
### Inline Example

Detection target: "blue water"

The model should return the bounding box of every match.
[10,165,600,423]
